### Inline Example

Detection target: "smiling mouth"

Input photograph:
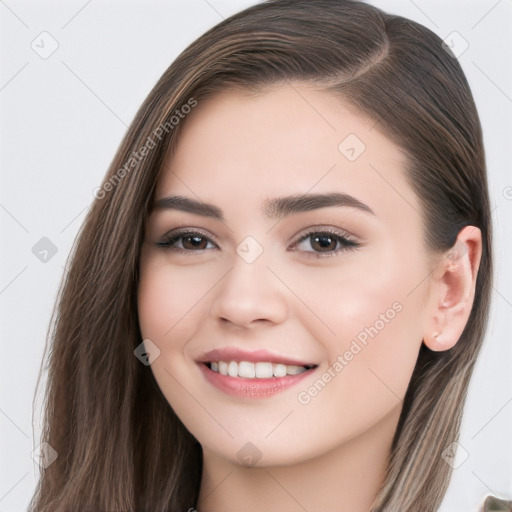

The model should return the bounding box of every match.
[205,361,317,379]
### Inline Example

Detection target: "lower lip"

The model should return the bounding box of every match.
[198,363,315,399]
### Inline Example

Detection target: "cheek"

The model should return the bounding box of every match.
[137,259,217,418]
[280,251,426,423]
[276,246,426,348]
[137,258,218,344]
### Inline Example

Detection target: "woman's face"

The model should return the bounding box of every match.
[138,84,434,466]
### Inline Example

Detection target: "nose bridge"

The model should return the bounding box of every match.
[210,241,288,327]
[227,232,274,288]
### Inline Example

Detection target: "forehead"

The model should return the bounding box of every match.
[156,83,419,222]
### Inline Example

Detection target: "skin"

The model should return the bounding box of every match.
[137,83,482,512]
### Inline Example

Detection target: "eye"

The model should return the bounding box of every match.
[155,227,360,258]
[290,229,360,258]
[155,230,217,253]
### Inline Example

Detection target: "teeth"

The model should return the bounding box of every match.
[285,364,306,375]
[208,361,313,378]
[273,363,287,377]
[256,362,273,378]
[228,361,238,377]
[218,361,228,375]
[239,361,256,378]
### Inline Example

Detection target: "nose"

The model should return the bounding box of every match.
[209,254,289,330]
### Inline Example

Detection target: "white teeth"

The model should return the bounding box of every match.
[218,361,228,375]
[273,363,287,378]
[208,360,313,378]
[228,361,238,377]
[285,365,305,375]
[239,361,256,378]
[255,362,273,378]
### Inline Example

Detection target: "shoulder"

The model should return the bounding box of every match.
[481,496,512,511]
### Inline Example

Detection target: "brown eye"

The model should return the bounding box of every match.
[291,229,360,258]
[156,231,217,252]
[182,234,209,250]
[309,234,338,252]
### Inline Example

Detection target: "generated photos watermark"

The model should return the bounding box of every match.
[93,98,198,200]
[297,301,403,405]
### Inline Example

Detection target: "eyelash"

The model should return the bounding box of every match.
[155,227,360,259]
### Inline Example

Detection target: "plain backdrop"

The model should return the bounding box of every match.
[0,1,511,511]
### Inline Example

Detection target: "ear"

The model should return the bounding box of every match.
[423,225,482,352]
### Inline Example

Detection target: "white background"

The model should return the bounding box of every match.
[0,1,511,511]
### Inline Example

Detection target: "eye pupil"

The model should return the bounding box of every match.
[311,234,337,251]
[184,235,207,250]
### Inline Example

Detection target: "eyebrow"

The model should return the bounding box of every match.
[151,192,375,222]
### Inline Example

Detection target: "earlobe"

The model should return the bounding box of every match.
[423,226,482,352]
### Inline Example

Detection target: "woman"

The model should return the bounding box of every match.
[29,0,500,510]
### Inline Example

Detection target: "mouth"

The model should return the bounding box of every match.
[204,360,317,379]
[196,348,319,399]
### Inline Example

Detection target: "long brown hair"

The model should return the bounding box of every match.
[29,1,492,510]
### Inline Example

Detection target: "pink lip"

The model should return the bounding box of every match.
[197,347,316,366]
[198,362,316,399]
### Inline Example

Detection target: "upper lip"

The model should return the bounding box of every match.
[197,348,317,367]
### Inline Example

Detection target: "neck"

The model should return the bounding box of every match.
[196,404,401,512]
